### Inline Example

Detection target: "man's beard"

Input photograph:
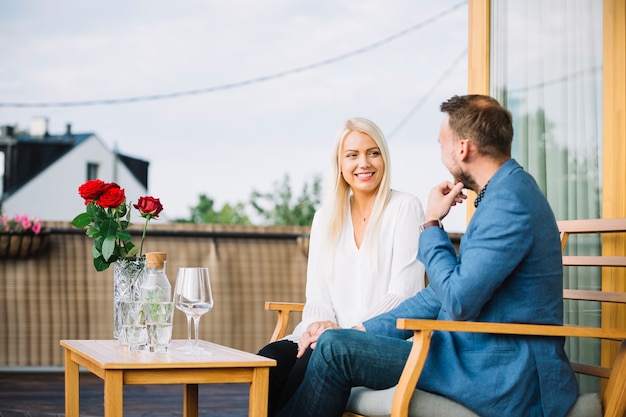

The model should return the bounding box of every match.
[455,168,477,193]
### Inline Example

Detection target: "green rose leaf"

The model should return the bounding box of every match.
[85,202,102,216]
[91,244,101,259]
[100,218,119,239]
[94,256,110,272]
[102,235,117,261]
[71,212,92,228]
[117,229,132,241]
[86,225,101,238]
[125,245,139,258]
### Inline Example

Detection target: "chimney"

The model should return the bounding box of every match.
[66,123,72,136]
[29,117,48,138]
[1,125,14,138]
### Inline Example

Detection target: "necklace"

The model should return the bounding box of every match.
[353,199,372,224]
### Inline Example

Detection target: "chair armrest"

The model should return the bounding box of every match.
[389,319,626,417]
[396,319,626,340]
[265,302,305,342]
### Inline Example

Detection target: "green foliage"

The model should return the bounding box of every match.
[177,173,322,226]
[72,180,162,272]
[250,173,322,226]
[175,194,251,225]
[71,202,139,271]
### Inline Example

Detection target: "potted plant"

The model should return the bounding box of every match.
[0,213,48,258]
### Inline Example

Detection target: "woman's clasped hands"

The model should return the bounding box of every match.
[297,320,340,357]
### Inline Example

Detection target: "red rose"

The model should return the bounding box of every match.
[134,196,163,218]
[97,183,126,208]
[78,179,108,203]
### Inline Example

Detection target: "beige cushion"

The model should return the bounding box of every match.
[566,393,603,417]
[346,387,602,417]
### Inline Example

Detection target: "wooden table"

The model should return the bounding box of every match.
[60,339,276,417]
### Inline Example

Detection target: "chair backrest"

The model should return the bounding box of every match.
[558,218,626,380]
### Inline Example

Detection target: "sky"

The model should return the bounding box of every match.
[0,0,469,232]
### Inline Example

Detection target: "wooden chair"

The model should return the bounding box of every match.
[265,218,626,417]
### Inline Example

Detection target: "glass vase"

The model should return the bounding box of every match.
[113,257,146,343]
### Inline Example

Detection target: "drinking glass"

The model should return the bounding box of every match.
[173,267,213,354]
[144,301,175,353]
[174,269,194,351]
[119,301,147,351]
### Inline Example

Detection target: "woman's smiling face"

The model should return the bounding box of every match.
[340,130,384,195]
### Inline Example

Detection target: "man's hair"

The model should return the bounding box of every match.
[440,95,513,160]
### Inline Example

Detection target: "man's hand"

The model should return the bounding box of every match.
[297,320,340,358]
[424,181,466,222]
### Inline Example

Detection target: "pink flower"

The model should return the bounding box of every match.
[21,215,32,230]
[0,213,43,235]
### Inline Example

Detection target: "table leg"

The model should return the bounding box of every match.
[64,349,80,417]
[249,367,270,417]
[103,370,124,417]
[184,384,199,417]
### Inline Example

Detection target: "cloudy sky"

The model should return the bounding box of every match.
[1,0,469,232]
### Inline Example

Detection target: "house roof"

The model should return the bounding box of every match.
[0,130,149,200]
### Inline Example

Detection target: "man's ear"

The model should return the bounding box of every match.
[458,139,471,161]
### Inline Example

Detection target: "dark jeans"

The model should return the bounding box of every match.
[257,339,313,416]
[274,329,411,417]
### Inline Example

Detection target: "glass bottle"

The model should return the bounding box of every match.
[141,252,171,302]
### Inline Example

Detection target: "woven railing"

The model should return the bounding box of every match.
[0,222,310,367]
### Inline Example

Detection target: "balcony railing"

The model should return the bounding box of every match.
[0,221,462,368]
[0,221,310,367]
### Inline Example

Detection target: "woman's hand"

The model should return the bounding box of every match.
[297,320,340,358]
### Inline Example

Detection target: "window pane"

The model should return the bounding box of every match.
[87,163,99,181]
[489,0,603,393]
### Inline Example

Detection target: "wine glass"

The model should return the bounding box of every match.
[173,267,213,354]
[174,269,194,351]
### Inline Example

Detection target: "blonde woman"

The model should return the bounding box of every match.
[258,117,426,416]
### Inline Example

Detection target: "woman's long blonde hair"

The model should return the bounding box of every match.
[317,118,392,268]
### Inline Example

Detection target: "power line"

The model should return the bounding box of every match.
[0,1,467,108]
[388,48,467,139]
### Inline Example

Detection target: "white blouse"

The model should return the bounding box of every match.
[288,190,426,341]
